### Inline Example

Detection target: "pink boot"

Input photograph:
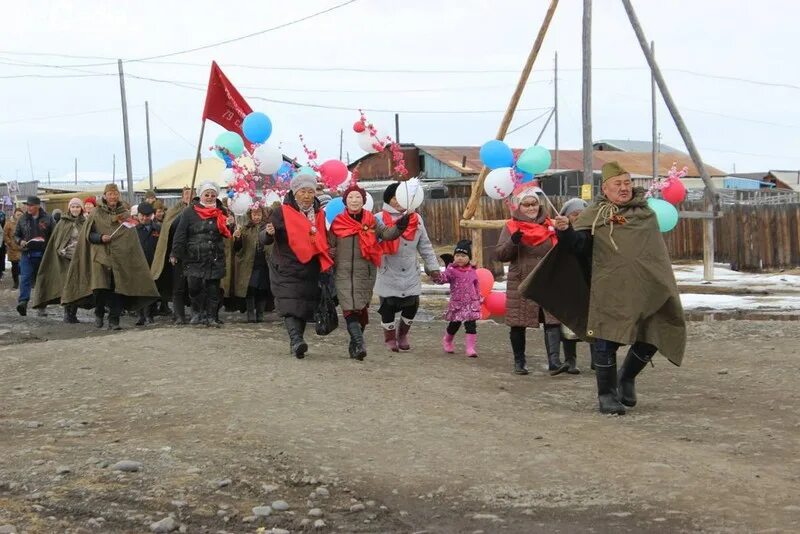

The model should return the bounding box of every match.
[442,332,455,353]
[397,318,412,351]
[382,322,399,352]
[465,333,478,358]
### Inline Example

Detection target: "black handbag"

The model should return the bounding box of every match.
[314,272,339,336]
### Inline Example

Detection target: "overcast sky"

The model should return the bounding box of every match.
[1,0,798,183]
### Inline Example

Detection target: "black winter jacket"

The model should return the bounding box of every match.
[14,209,54,254]
[171,200,231,280]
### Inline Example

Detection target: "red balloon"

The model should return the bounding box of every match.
[476,268,494,297]
[319,159,348,187]
[484,291,507,316]
[353,121,366,133]
[662,177,687,206]
[480,305,491,320]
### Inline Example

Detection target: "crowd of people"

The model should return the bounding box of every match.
[7,161,685,415]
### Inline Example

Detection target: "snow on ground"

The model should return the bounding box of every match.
[680,293,800,312]
[672,263,800,292]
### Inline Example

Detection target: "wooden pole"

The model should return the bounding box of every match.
[651,41,657,180]
[620,0,718,280]
[112,154,116,181]
[338,128,343,160]
[554,51,559,169]
[190,120,206,192]
[74,158,77,185]
[394,113,400,143]
[581,0,593,188]
[145,100,154,190]
[461,0,559,221]
[534,109,555,145]
[117,59,135,205]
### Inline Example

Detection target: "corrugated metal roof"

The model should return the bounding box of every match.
[415,145,726,178]
[594,139,682,153]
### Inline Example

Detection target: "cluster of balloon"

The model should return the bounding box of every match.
[480,140,552,200]
[646,163,688,233]
[475,268,506,318]
[395,178,424,211]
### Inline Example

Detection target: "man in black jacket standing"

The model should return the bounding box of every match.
[14,196,54,316]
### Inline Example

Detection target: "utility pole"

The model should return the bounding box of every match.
[117,59,135,205]
[145,101,154,190]
[339,129,343,161]
[651,41,657,180]
[581,0,593,190]
[26,142,34,181]
[554,51,559,169]
[74,158,77,185]
[394,113,400,143]
[113,154,116,181]
[47,170,51,185]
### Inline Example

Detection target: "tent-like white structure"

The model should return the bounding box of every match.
[134,158,224,191]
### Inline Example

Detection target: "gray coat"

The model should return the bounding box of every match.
[329,213,400,310]
[374,210,440,299]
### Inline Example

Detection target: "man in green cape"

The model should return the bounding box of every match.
[62,184,159,330]
[151,186,192,323]
[521,162,686,415]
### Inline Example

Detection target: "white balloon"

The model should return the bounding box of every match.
[357,131,383,154]
[364,192,374,212]
[262,190,282,208]
[230,193,252,216]
[220,168,235,184]
[395,178,424,211]
[254,144,283,175]
[484,167,516,199]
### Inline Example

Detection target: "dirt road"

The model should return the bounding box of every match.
[1,279,799,533]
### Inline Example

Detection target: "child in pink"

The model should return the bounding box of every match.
[437,240,481,357]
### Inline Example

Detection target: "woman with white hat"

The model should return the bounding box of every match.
[171,181,233,327]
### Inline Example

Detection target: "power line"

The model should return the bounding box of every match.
[147,108,196,148]
[507,109,554,135]
[0,105,142,125]
[0,0,359,67]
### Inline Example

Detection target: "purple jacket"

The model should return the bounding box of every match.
[440,264,482,322]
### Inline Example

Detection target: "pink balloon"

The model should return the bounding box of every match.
[476,268,494,297]
[484,291,507,316]
[319,159,348,187]
[662,177,687,206]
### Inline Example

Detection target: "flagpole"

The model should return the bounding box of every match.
[190,120,206,192]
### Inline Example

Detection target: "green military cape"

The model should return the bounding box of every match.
[232,217,272,299]
[31,213,85,308]
[520,188,686,365]
[62,201,160,311]
[150,201,188,282]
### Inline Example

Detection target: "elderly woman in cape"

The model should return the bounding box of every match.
[374,182,441,352]
[263,172,333,359]
[495,184,568,377]
[232,204,273,323]
[62,184,160,330]
[522,162,686,415]
[328,182,407,361]
[151,186,193,324]
[30,197,85,322]
[170,182,233,327]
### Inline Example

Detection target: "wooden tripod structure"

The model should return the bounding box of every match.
[460,0,721,280]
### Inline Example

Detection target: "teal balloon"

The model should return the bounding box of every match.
[516,145,552,175]
[215,131,245,159]
[325,197,344,224]
[647,198,679,232]
[297,166,317,178]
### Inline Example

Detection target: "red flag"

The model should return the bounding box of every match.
[202,61,253,141]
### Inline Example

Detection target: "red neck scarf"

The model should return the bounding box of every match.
[331,210,383,267]
[506,218,557,247]
[194,204,232,239]
[380,211,419,255]
[281,204,334,271]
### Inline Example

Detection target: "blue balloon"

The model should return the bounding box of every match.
[242,112,273,144]
[479,140,515,170]
[223,154,234,168]
[275,161,294,182]
[518,170,535,183]
[324,197,345,224]
[227,190,235,199]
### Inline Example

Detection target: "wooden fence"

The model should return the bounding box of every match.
[420,196,800,272]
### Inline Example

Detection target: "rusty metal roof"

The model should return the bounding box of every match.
[416,145,726,178]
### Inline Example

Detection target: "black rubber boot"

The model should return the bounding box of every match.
[545,325,569,376]
[618,346,652,407]
[510,327,528,375]
[65,304,79,324]
[284,316,308,359]
[173,296,187,325]
[245,296,257,323]
[63,306,72,323]
[589,343,598,371]
[16,300,27,317]
[563,339,581,374]
[135,309,147,326]
[346,319,367,361]
[593,345,626,415]
[255,296,266,323]
[94,308,104,328]
[206,289,222,328]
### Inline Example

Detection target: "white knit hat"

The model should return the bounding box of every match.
[197,181,220,196]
